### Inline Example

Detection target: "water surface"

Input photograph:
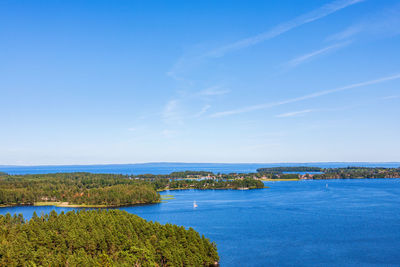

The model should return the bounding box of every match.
[1,162,399,175]
[1,179,400,266]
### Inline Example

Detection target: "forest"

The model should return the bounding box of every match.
[313,167,400,179]
[0,173,160,207]
[0,172,264,207]
[1,167,399,207]
[257,166,400,179]
[152,177,265,190]
[0,209,219,266]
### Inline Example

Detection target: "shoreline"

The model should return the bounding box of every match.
[158,186,266,192]
[261,177,400,182]
[0,201,161,208]
[260,178,300,181]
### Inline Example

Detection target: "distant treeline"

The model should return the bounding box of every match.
[0,172,264,207]
[314,167,400,179]
[137,171,264,182]
[257,167,322,173]
[136,171,214,179]
[0,210,219,266]
[153,177,264,190]
[257,166,400,179]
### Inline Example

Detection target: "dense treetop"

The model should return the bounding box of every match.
[0,172,264,207]
[0,209,219,266]
[313,167,400,179]
[0,173,160,207]
[256,166,400,179]
[153,178,264,190]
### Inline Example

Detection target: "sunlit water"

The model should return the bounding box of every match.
[1,162,399,175]
[2,179,400,266]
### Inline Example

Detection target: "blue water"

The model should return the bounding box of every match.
[0,162,399,175]
[1,179,400,266]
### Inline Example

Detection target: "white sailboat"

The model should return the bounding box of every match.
[193,201,198,208]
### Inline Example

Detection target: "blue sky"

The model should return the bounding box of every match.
[1,0,400,165]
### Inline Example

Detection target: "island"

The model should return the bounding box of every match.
[256,166,400,180]
[0,173,160,207]
[1,167,398,207]
[0,172,264,207]
[0,209,219,266]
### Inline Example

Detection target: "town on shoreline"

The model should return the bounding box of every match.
[136,166,400,181]
[1,167,399,208]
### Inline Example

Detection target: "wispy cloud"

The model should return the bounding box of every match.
[168,0,364,80]
[161,129,178,138]
[167,54,199,84]
[328,25,362,42]
[162,99,183,124]
[210,72,400,118]
[194,104,211,118]
[381,95,400,100]
[198,86,230,96]
[327,3,400,42]
[206,0,364,58]
[276,109,314,118]
[160,84,229,123]
[284,41,352,68]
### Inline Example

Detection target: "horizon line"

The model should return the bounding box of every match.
[1,161,400,167]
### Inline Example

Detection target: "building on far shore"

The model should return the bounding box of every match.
[300,174,314,180]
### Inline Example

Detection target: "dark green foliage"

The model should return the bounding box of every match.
[0,173,160,206]
[313,167,400,179]
[279,174,300,180]
[135,171,260,180]
[0,210,219,266]
[257,166,400,179]
[0,172,264,207]
[160,178,264,190]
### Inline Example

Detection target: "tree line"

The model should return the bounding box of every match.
[0,209,219,266]
[314,167,400,179]
[256,166,400,179]
[0,173,160,206]
[154,178,264,190]
[0,172,264,206]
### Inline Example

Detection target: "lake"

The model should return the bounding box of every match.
[1,178,400,266]
[1,162,399,175]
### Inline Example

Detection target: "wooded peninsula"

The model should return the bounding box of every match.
[0,209,219,266]
[0,172,264,207]
[1,167,398,207]
[256,166,400,180]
